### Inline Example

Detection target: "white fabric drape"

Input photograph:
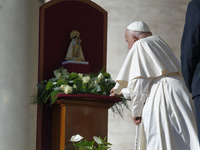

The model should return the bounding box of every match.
[114,36,181,93]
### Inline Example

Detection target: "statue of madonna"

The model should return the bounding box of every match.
[65,30,85,61]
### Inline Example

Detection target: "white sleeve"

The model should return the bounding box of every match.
[121,78,153,117]
[113,81,128,94]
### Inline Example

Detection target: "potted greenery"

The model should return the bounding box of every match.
[70,134,112,150]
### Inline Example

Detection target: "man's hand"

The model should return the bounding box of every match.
[110,88,123,97]
[110,88,115,95]
[132,117,142,125]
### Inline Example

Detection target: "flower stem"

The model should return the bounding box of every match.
[73,142,78,150]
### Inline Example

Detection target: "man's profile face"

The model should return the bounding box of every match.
[125,30,137,49]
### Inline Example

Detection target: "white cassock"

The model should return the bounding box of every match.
[114,36,200,150]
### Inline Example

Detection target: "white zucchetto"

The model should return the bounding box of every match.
[127,21,151,32]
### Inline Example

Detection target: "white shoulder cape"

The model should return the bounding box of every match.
[114,36,181,92]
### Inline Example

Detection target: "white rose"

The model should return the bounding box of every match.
[60,85,66,91]
[64,85,73,94]
[82,76,90,84]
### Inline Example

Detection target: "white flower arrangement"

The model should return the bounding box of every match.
[33,67,117,105]
[32,67,129,118]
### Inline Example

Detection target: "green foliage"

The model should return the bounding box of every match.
[49,90,63,105]
[57,78,68,86]
[73,140,95,150]
[71,136,112,150]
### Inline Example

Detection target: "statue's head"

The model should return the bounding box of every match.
[70,30,80,39]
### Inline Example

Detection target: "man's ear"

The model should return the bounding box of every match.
[133,37,138,42]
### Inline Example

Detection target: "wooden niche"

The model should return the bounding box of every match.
[36,0,120,150]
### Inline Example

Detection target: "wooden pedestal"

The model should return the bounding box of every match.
[52,95,121,150]
[62,61,91,74]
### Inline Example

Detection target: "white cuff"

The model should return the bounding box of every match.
[121,88,131,99]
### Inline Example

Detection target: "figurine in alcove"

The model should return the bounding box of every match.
[65,30,85,61]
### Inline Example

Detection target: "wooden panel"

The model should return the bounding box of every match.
[52,104,66,150]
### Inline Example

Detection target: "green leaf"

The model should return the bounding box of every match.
[57,79,68,86]
[69,72,79,80]
[46,81,53,90]
[50,90,63,105]
[99,85,104,92]
[103,73,111,78]
[81,85,88,93]
[73,140,95,148]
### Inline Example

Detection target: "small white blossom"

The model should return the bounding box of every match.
[105,79,108,82]
[95,73,104,84]
[78,73,83,78]
[103,91,107,95]
[97,73,104,80]
[64,85,73,94]
[69,80,73,83]
[73,84,77,89]
[82,76,90,84]
[70,134,84,142]
[53,82,57,85]
[95,79,100,84]
[54,71,62,79]
[60,85,66,91]
[62,69,69,76]
[110,79,116,83]
[96,84,101,92]
[93,136,102,144]
[89,82,95,88]
[53,87,60,91]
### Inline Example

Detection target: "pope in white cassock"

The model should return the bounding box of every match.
[110,21,200,150]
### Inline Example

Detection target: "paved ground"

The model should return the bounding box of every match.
[108,101,136,150]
